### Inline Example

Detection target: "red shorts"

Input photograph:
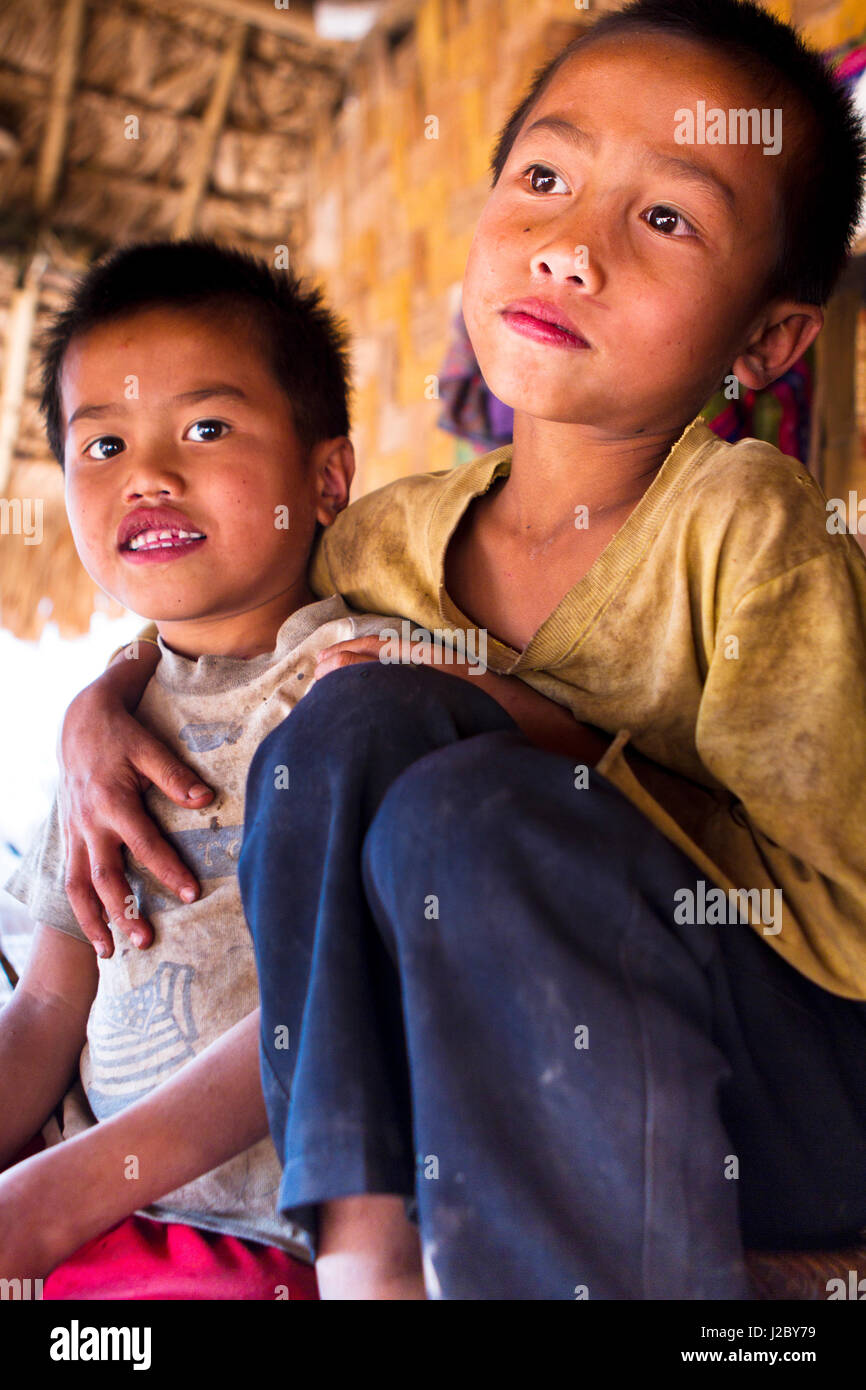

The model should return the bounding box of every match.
[10,1135,319,1301]
[43,1212,319,1301]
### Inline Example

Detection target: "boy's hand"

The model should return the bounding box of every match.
[311,635,610,764]
[59,647,214,957]
[312,633,481,682]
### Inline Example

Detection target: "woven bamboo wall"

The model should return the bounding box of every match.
[1,0,864,637]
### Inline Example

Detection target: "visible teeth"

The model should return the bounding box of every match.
[127,527,205,551]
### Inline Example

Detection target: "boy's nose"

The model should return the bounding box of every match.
[124,468,186,503]
[529,239,603,296]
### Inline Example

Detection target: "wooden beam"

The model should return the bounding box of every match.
[0,67,319,144]
[142,0,339,48]
[0,256,47,495]
[33,0,87,218]
[173,24,248,239]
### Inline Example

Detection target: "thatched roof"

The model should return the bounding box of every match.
[0,0,415,639]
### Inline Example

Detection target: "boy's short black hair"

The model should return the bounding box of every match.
[40,238,353,465]
[489,0,866,308]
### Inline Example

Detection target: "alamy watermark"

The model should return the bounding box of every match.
[49,1320,151,1370]
[1,1276,43,1300]
[674,101,782,157]
[827,492,866,535]
[0,497,43,545]
[378,619,488,675]
[674,880,782,935]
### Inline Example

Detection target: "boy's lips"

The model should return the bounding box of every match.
[117,506,207,563]
[501,297,591,349]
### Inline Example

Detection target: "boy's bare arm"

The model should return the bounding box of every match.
[312,635,610,764]
[59,640,213,956]
[0,1009,267,1280]
[0,923,98,1168]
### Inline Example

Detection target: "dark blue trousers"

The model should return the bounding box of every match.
[238,663,866,1300]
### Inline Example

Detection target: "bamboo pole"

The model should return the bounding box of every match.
[173,24,248,239]
[0,257,48,495]
[33,0,87,218]
[145,0,330,45]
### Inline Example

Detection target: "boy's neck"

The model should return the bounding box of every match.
[153,577,317,660]
[501,414,689,540]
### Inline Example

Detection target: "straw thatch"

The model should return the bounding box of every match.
[0,0,414,639]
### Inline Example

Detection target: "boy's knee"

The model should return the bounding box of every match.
[363,733,702,944]
[361,732,526,921]
[368,733,516,842]
[250,663,516,804]
[245,664,387,796]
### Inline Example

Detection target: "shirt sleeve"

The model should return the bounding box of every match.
[4,796,89,943]
[692,546,866,997]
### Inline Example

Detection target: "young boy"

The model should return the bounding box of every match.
[50,0,866,1298]
[0,239,408,1293]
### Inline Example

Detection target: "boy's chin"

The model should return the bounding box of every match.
[107,588,217,625]
[125,603,214,624]
[477,368,599,426]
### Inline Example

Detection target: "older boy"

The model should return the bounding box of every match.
[50,1,866,1298]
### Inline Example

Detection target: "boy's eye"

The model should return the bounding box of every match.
[184,419,229,443]
[523,163,569,195]
[85,436,125,461]
[643,204,698,238]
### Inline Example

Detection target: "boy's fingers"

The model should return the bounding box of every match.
[109,794,200,907]
[130,728,213,809]
[84,831,155,950]
[311,650,378,684]
[63,843,119,958]
[315,636,385,662]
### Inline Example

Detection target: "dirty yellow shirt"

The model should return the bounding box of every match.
[307,415,866,1001]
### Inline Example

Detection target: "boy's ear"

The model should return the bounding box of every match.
[731,300,824,393]
[312,436,355,527]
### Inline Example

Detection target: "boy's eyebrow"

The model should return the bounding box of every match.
[67,384,249,428]
[172,385,250,406]
[520,115,737,214]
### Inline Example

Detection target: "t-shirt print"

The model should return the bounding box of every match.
[86,959,198,1116]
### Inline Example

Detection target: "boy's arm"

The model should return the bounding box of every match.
[0,923,98,1168]
[311,635,611,763]
[0,1009,267,1281]
[58,635,213,956]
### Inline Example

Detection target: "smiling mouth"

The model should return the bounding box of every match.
[123,527,206,553]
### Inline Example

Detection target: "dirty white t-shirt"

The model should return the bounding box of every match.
[5,594,390,1258]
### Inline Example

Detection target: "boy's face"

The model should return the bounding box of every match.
[60,305,342,634]
[462,34,801,437]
